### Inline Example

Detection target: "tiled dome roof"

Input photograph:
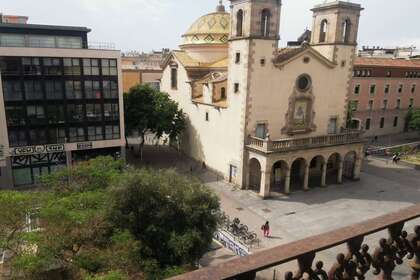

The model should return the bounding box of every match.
[181,11,230,46]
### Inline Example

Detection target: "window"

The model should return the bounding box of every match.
[398,84,403,94]
[393,116,399,127]
[0,33,25,47]
[235,52,241,64]
[45,80,63,100]
[27,105,46,125]
[46,105,65,124]
[56,36,82,48]
[67,104,84,122]
[260,58,266,66]
[171,67,178,89]
[105,125,120,140]
[83,58,99,76]
[380,117,385,129]
[365,118,371,130]
[65,81,82,99]
[24,81,43,100]
[29,128,47,145]
[8,130,27,147]
[85,81,101,99]
[49,128,66,144]
[221,87,226,100]
[28,35,55,48]
[342,19,351,43]
[296,74,311,92]
[409,98,414,108]
[382,100,388,110]
[63,58,81,75]
[384,84,390,95]
[88,126,104,141]
[0,57,21,76]
[319,19,328,43]
[236,9,243,36]
[369,84,376,96]
[43,58,62,75]
[256,123,267,139]
[328,117,338,134]
[5,106,25,126]
[69,127,86,142]
[104,103,119,121]
[368,100,374,111]
[396,99,401,109]
[349,100,358,111]
[261,9,271,37]
[103,81,118,99]
[101,59,117,76]
[205,112,209,122]
[412,84,417,94]
[234,83,239,93]
[3,80,23,101]
[22,57,41,75]
[86,104,103,122]
[354,84,360,95]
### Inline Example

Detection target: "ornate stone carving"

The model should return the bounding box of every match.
[282,77,317,135]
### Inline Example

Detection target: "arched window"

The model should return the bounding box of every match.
[221,87,226,99]
[236,10,243,37]
[261,9,271,37]
[342,19,351,43]
[319,19,328,43]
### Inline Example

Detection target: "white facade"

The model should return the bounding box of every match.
[161,0,365,198]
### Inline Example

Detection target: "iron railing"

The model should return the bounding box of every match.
[169,204,420,280]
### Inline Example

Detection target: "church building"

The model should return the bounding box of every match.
[161,0,365,198]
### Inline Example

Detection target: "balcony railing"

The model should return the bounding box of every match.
[169,204,420,280]
[247,131,364,153]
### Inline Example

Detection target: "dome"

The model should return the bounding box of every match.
[180,10,230,47]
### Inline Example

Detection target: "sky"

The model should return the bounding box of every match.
[1,0,420,52]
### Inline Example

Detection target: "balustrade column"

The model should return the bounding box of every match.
[321,163,327,187]
[303,164,310,191]
[284,168,291,195]
[337,160,344,184]
[260,170,271,199]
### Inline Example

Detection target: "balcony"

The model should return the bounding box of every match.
[247,131,365,154]
[169,204,420,280]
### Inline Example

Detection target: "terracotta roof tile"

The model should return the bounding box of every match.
[354,57,420,68]
[273,47,305,64]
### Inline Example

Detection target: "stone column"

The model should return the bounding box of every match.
[337,160,344,184]
[260,170,271,199]
[353,156,362,180]
[321,163,327,187]
[303,163,310,191]
[66,151,72,167]
[284,168,291,195]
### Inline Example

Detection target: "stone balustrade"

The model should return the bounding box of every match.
[169,204,420,280]
[248,132,364,154]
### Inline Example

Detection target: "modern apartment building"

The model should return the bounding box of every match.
[0,19,125,188]
[349,57,420,137]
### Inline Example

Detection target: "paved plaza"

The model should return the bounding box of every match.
[128,145,420,279]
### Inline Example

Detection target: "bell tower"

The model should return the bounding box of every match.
[229,0,281,42]
[310,1,363,62]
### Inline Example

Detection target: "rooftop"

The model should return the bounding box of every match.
[0,22,91,33]
[354,57,420,68]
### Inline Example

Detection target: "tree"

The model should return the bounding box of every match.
[409,109,420,131]
[107,168,220,278]
[3,157,220,279]
[124,85,186,159]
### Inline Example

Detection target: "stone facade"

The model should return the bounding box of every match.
[160,0,365,198]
